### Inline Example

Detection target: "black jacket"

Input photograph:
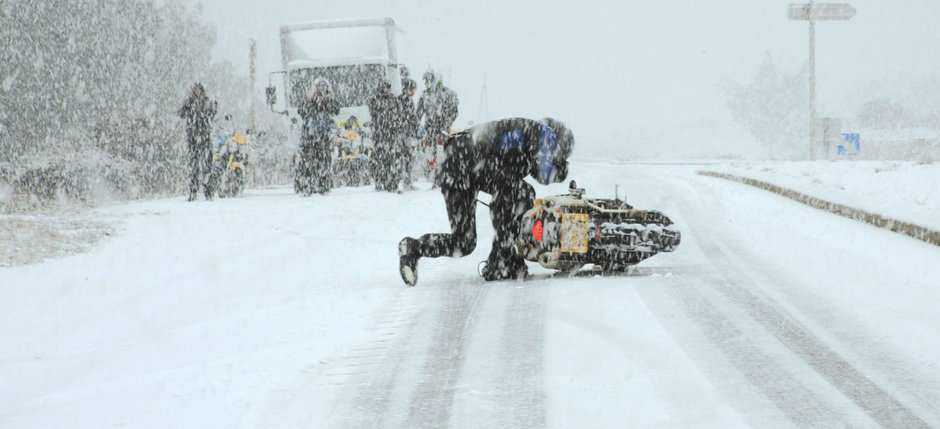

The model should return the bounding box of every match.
[368,90,421,144]
[367,90,400,144]
[398,93,420,140]
[178,94,217,137]
[439,118,569,192]
[298,96,340,139]
[416,84,459,136]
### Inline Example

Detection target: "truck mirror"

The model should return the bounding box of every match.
[265,86,277,106]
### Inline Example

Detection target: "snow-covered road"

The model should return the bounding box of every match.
[2,162,939,428]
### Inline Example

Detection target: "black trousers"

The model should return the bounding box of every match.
[372,137,406,192]
[297,136,333,194]
[416,179,535,274]
[187,134,213,197]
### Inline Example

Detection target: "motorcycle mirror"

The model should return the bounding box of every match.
[567,180,585,198]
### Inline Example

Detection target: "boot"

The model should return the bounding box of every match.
[481,255,528,281]
[398,237,420,286]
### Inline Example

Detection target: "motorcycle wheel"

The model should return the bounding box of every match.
[231,168,244,196]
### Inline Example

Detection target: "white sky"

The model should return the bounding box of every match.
[198,0,940,153]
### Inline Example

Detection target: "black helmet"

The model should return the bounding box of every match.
[533,118,575,184]
[422,68,441,89]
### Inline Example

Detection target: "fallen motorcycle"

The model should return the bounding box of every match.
[514,181,681,274]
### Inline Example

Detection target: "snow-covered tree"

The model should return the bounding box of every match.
[723,54,808,160]
[0,0,243,207]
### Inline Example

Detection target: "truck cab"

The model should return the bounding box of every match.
[266,17,402,134]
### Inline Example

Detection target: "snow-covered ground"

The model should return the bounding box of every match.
[1,159,938,427]
[706,160,940,232]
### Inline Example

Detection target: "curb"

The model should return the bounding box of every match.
[697,170,940,247]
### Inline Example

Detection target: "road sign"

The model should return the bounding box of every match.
[788,3,856,21]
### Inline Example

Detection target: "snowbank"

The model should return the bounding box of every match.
[702,160,940,234]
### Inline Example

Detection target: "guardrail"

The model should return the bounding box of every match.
[697,171,940,247]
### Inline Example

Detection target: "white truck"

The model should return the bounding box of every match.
[265,17,402,129]
[264,17,404,188]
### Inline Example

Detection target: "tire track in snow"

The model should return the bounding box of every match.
[696,232,931,428]
[263,286,432,428]
[681,180,931,428]
[403,280,487,428]
[337,287,432,428]
[666,274,846,427]
[494,284,547,427]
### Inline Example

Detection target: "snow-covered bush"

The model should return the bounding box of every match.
[0,0,249,210]
[723,54,808,160]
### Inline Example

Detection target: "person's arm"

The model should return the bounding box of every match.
[328,97,341,115]
[415,95,426,121]
[178,99,190,119]
[443,91,459,129]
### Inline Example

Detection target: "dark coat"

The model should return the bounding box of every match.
[178,92,217,143]
[368,89,421,144]
[367,90,400,145]
[438,117,569,191]
[298,96,340,141]
[398,93,420,140]
[416,84,459,137]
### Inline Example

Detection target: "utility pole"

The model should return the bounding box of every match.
[477,75,489,125]
[809,0,816,160]
[249,38,257,133]
[788,2,855,160]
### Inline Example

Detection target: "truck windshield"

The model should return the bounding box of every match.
[289,64,385,109]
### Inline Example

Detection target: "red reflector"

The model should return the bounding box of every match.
[532,220,544,242]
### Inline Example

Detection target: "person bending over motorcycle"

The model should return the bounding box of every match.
[297,77,340,195]
[398,117,574,285]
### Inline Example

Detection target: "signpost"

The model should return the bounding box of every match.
[789,2,855,160]
[788,3,856,20]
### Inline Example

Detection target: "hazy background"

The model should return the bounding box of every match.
[199,0,940,159]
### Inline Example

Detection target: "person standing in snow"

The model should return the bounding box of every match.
[178,82,218,201]
[367,81,403,192]
[416,68,459,183]
[397,117,575,286]
[296,77,340,195]
[399,78,420,191]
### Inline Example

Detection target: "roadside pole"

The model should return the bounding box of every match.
[249,38,257,133]
[788,2,855,160]
[809,0,816,160]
